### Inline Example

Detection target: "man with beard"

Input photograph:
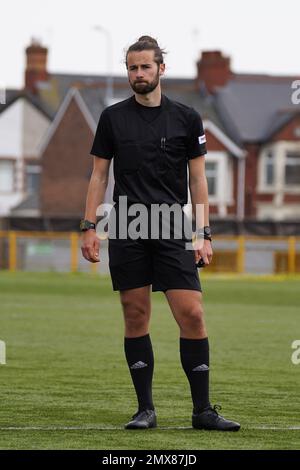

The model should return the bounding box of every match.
[81,36,240,432]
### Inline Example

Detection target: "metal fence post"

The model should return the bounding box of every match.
[70,232,79,273]
[8,231,17,272]
[288,236,296,274]
[237,235,245,274]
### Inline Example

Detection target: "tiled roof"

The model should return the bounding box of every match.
[28,69,300,144]
[10,192,40,213]
[0,88,54,119]
[214,77,300,142]
[76,75,223,133]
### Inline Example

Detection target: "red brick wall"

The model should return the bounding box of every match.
[40,97,94,217]
[196,51,233,94]
[231,157,238,216]
[244,143,260,217]
[284,194,300,203]
[271,115,300,142]
[25,43,49,94]
[256,194,274,202]
[209,205,218,214]
[206,129,225,151]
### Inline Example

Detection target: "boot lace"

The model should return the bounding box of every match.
[211,404,222,415]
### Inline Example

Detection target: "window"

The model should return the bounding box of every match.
[26,164,41,193]
[0,160,14,192]
[285,152,300,185]
[264,152,275,186]
[206,161,218,196]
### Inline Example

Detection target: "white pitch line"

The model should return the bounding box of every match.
[0,426,299,431]
[251,426,300,431]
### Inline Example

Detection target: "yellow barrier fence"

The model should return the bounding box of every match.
[0,231,299,274]
[0,231,83,273]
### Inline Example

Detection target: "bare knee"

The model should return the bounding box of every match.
[121,298,150,337]
[179,305,206,338]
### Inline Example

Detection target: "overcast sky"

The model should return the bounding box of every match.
[1,0,299,89]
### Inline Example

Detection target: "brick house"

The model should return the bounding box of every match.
[0,89,51,218]
[1,40,300,232]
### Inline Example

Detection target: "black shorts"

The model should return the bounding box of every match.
[108,236,201,293]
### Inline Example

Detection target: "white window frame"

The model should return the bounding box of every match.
[264,151,275,187]
[0,159,15,193]
[25,164,41,194]
[284,150,300,188]
[205,160,218,198]
[205,151,233,205]
[258,144,277,192]
[258,142,300,194]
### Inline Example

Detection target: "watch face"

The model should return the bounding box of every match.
[204,226,211,236]
[80,220,94,231]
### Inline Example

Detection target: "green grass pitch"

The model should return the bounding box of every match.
[0,271,299,450]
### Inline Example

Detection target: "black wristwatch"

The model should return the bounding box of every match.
[204,226,212,241]
[195,226,212,242]
[80,219,96,232]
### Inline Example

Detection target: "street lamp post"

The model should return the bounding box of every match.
[93,25,114,105]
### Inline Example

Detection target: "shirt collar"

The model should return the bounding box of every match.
[131,93,167,109]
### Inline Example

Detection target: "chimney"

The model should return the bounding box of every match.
[196,51,232,94]
[25,38,48,94]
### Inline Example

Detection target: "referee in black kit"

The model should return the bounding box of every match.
[81,36,240,431]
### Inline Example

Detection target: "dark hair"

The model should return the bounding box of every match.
[125,35,166,68]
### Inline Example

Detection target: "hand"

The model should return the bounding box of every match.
[193,238,213,267]
[81,230,100,263]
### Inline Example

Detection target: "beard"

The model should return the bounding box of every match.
[130,69,160,95]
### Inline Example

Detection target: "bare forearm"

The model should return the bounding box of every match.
[189,176,210,228]
[84,174,108,223]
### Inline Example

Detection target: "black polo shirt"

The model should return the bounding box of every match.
[90,94,207,206]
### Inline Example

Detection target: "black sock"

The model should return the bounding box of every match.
[124,334,154,412]
[180,337,210,413]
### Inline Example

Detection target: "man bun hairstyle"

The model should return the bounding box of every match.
[138,35,158,45]
[125,35,166,68]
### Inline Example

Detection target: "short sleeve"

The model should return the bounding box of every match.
[187,109,207,159]
[90,109,114,160]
